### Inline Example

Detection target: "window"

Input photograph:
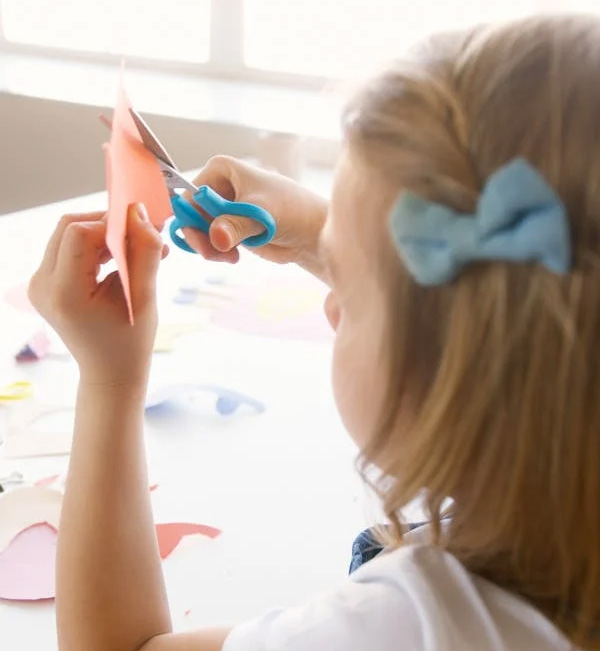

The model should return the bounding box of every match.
[243,0,540,78]
[0,0,211,62]
[1,0,599,84]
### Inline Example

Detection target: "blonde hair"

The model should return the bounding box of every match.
[345,14,600,649]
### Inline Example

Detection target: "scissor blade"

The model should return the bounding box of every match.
[157,159,198,194]
[129,108,177,169]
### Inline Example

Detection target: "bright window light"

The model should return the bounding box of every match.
[243,0,545,78]
[0,0,210,62]
[2,1,600,81]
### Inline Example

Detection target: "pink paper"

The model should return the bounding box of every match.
[104,74,172,324]
[4,284,36,313]
[0,523,57,601]
[155,522,221,559]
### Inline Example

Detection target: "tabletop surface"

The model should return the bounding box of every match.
[0,176,385,650]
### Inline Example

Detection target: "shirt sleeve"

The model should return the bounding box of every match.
[222,559,423,651]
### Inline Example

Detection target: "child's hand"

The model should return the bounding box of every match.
[28,205,165,389]
[185,156,329,278]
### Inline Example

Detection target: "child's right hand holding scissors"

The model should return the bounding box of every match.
[185,156,329,280]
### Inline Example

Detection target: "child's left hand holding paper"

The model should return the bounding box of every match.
[28,206,167,389]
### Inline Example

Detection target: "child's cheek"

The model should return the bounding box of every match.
[324,291,341,331]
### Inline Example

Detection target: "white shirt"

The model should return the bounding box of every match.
[223,544,572,651]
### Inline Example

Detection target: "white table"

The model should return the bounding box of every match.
[0,178,383,650]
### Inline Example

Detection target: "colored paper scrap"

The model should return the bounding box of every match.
[155,522,221,559]
[0,523,57,601]
[0,487,62,553]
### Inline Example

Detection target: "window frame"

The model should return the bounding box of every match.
[0,0,585,90]
[0,0,329,90]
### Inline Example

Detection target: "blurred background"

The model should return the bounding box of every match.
[0,0,597,214]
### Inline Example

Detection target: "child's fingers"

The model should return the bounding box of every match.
[189,156,239,201]
[52,220,108,303]
[40,212,105,272]
[181,227,240,263]
[126,204,164,306]
[208,215,266,252]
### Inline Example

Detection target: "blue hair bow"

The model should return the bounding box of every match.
[389,158,571,286]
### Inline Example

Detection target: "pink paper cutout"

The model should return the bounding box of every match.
[155,523,221,559]
[104,73,172,324]
[0,523,57,601]
[0,520,220,601]
[4,284,36,313]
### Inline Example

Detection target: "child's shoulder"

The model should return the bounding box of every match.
[224,543,572,651]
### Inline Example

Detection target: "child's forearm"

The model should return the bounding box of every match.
[56,381,171,651]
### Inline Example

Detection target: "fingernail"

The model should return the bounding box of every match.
[135,203,150,223]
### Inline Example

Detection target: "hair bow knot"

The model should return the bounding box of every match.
[389,159,571,286]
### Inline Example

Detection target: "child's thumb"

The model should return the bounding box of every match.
[209,214,266,252]
[127,203,163,307]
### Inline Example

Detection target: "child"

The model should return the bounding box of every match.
[28,13,600,651]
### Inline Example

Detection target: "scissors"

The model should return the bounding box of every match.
[129,109,277,254]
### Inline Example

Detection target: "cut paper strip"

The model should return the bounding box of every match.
[104,71,172,324]
[0,523,57,601]
[0,487,62,553]
[155,522,221,560]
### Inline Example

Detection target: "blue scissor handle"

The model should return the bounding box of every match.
[169,185,276,254]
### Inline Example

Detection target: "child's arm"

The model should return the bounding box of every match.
[28,207,229,651]
[60,383,231,651]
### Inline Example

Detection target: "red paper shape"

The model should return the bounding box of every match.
[155,523,221,559]
[104,73,172,324]
[0,523,57,601]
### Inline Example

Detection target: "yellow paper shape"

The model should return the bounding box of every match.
[104,74,172,324]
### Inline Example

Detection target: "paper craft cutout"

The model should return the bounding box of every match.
[3,405,74,459]
[0,523,57,601]
[104,72,172,324]
[4,284,36,313]
[15,331,51,362]
[0,487,62,553]
[145,383,265,416]
[155,523,221,560]
[211,273,332,342]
